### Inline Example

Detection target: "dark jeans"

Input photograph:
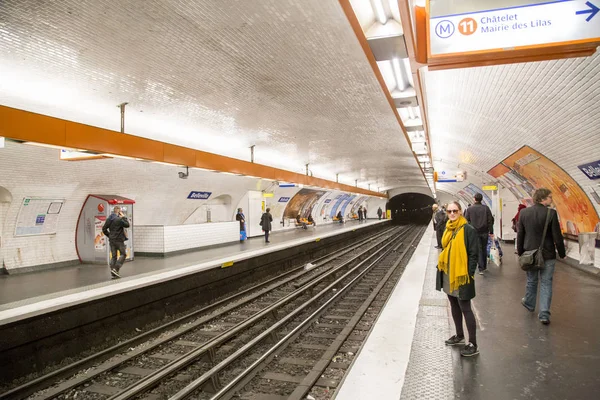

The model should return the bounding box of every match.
[109,241,127,271]
[264,230,270,242]
[448,295,477,346]
[477,233,489,271]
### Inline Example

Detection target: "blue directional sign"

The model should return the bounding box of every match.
[187,191,212,200]
[576,1,599,22]
[578,160,600,179]
[429,0,600,56]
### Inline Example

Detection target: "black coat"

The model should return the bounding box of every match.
[102,213,130,242]
[517,204,566,259]
[436,223,479,300]
[464,203,494,234]
[260,212,273,231]
[236,213,245,231]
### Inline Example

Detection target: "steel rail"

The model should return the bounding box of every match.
[171,228,416,400]
[106,227,409,400]
[2,225,396,400]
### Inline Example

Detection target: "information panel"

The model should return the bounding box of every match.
[15,197,65,236]
[429,0,600,56]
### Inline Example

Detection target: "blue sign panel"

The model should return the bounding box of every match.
[278,197,291,202]
[578,160,600,180]
[187,191,212,200]
[278,183,296,188]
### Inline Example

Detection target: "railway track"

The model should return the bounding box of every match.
[2,225,409,400]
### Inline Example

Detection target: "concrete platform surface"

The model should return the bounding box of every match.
[335,228,600,400]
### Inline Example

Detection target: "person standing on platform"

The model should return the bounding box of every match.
[260,208,273,243]
[358,206,363,221]
[517,188,566,325]
[364,207,367,220]
[511,204,527,253]
[377,207,383,220]
[102,206,130,278]
[336,211,344,224]
[236,208,246,242]
[464,193,494,275]
[437,201,480,357]
[434,204,448,249]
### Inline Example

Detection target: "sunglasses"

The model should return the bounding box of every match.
[447,210,460,214]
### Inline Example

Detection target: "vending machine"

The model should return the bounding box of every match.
[75,194,135,264]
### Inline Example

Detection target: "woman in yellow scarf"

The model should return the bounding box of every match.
[436,201,480,357]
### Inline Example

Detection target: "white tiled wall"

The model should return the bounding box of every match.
[0,142,381,271]
[163,222,239,253]
[135,222,239,254]
[134,226,165,253]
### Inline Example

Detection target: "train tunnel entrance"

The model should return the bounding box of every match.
[388,192,435,225]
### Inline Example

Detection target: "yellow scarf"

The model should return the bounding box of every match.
[438,216,470,293]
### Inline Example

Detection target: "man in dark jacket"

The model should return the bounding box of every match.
[464,193,494,274]
[102,206,130,278]
[260,208,273,243]
[433,205,447,249]
[517,188,566,325]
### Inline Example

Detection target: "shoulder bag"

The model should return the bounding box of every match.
[519,208,551,271]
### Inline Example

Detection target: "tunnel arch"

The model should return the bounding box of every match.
[389,192,436,225]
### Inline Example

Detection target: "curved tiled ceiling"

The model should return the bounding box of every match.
[426,51,600,215]
[0,0,427,192]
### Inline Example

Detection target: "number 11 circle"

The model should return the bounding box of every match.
[458,17,477,35]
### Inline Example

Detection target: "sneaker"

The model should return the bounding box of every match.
[521,298,534,312]
[110,268,121,278]
[460,343,479,357]
[540,318,550,325]
[444,335,465,346]
[478,270,484,275]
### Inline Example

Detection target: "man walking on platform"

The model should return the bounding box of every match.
[102,206,130,278]
[377,207,383,220]
[517,188,565,325]
[464,193,494,274]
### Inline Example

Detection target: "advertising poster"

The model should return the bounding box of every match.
[94,215,107,250]
[488,146,600,237]
[283,189,327,219]
[462,183,492,208]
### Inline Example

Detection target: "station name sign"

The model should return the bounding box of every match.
[578,160,600,179]
[429,0,600,56]
[187,191,212,200]
[278,197,291,202]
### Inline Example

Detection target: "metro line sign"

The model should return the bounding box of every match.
[428,0,600,57]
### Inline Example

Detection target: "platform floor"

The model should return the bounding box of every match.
[336,228,600,400]
[0,219,384,311]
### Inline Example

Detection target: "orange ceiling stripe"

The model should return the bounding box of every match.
[337,0,431,191]
[0,105,386,198]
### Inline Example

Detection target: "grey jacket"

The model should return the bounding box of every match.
[517,204,566,260]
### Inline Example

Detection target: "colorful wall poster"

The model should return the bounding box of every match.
[283,189,327,219]
[488,146,599,237]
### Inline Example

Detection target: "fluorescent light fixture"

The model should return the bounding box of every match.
[0,137,4,148]
[152,161,175,166]
[24,142,73,150]
[377,60,397,91]
[263,193,274,198]
[407,107,415,119]
[403,58,414,87]
[373,0,387,24]
[392,58,407,91]
[100,153,137,160]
